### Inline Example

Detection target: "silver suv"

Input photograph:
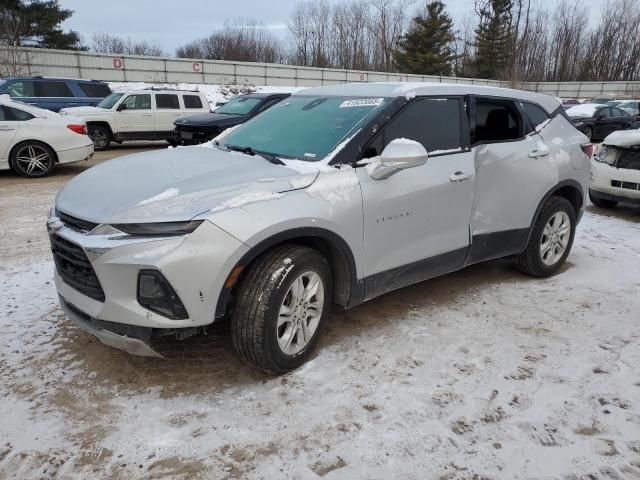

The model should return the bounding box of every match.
[49,83,591,373]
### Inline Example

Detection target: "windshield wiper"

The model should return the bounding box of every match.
[225,144,285,165]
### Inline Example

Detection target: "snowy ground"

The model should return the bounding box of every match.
[1,163,640,478]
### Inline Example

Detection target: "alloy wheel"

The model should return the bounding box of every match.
[15,144,52,176]
[540,211,571,266]
[277,271,325,355]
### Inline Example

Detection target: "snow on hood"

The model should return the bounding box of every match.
[603,129,640,148]
[59,106,106,115]
[566,103,601,118]
[55,146,318,223]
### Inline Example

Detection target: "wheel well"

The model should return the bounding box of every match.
[215,231,358,320]
[10,140,59,164]
[552,184,583,214]
[86,121,113,136]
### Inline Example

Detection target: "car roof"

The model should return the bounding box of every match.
[292,82,561,114]
[1,76,106,83]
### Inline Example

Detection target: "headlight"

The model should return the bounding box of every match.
[112,220,203,236]
[594,146,618,166]
[573,121,584,126]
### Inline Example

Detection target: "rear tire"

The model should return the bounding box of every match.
[88,125,111,151]
[10,141,55,178]
[231,245,332,374]
[589,191,618,209]
[517,196,576,277]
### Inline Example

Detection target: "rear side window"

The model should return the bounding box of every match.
[156,94,180,109]
[183,95,203,109]
[522,102,550,130]
[36,81,73,97]
[79,83,111,97]
[7,81,35,97]
[1,106,35,121]
[381,98,462,153]
[474,98,522,143]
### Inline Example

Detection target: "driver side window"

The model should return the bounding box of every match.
[122,94,151,110]
[598,108,611,118]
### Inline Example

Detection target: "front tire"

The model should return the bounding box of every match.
[10,141,55,178]
[231,245,332,374]
[517,196,576,277]
[88,125,111,150]
[583,126,593,140]
[589,191,618,209]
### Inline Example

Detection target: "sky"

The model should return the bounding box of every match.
[58,0,602,56]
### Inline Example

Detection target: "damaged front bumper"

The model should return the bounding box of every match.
[60,296,162,358]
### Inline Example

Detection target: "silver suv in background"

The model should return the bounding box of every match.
[49,83,591,373]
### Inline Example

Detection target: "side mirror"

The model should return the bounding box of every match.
[367,138,428,180]
[116,103,127,111]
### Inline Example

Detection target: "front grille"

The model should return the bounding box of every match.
[611,180,640,191]
[50,234,105,301]
[56,210,98,233]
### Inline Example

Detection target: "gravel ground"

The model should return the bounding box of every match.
[0,147,639,479]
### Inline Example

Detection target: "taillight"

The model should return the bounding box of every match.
[581,143,594,158]
[67,124,87,135]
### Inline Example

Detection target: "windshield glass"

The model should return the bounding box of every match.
[216,96,263,115]
[222,96,392,161]
[98,92,124,109]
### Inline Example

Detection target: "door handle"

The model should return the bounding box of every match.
[142,114,152,117]
[0,126,16,131]
[529,149,549,158]
[449,171,472,182]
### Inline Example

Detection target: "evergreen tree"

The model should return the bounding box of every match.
[0,0,81,50]
[394,1,457,76]
[472,0,514,79]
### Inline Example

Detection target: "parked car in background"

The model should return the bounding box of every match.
[590,130,640,208]
[59,89,209,150]
[49,82,590,373]
[590,96,629,105]
[562,98,581,110]
[174,93,290,144]
[566,103,635,140]
[611,99,640,117]
[0,76,111,112]
[0,94,93,178]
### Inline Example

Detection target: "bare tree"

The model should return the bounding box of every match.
[177,19,284,63]
[0,8,28,76]
[91,33,165,56]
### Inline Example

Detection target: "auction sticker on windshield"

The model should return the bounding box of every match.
[339,98,384,108]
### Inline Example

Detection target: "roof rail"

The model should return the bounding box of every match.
[141,86,200,92]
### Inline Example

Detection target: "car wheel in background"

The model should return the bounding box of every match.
[589,191,618,209]
[88,125,111,150]
[10,141,56,178]
[583,126,593,140]
[231,245,332,374]
[517,196,576,277]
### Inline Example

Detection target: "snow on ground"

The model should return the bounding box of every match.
[1,170,640,478]
[107,81,305,109]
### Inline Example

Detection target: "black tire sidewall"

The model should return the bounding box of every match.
[530,198,577,275]
[10,141,55,178]
[584,126,593,140]
[262,250,332,372]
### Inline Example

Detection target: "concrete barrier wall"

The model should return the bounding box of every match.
[4,46,640,98]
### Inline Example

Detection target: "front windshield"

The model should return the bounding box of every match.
[222,96,392,161]
[216,96,263,115]
[98,92,124,109]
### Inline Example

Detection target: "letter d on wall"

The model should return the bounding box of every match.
[113,58,124,69]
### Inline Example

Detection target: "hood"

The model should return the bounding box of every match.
[60,106,106,115]
[55,146,319,223]
[174,112,245,127]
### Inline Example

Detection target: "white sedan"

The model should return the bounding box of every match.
[0,94,94,178]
